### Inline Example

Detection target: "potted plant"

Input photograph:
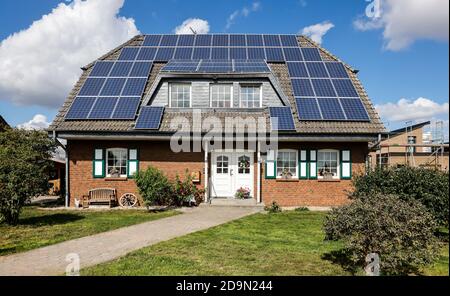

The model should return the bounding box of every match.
[235,187,251,199]
[281,168,293,179]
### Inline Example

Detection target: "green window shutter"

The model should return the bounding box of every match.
[299,150,308,179]
[341,149,352,180]
[127,148,139,178]
[265,150,276,179]
[93,148,105,178]
[309,150,317,179]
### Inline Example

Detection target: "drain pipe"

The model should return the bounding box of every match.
[256,141,261,204]
[53,131,69,208]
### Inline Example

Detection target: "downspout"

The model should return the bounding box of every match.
[53,131,69,208]
[256,141,261,204]
[204,144,209,203]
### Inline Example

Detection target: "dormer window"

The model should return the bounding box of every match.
[240,85,261,108]
[210,84,232,108]
[170,83,191,108]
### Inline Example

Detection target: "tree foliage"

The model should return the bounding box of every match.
[352,167,449,226]
[0,129,56,225]
[324,194,439,275]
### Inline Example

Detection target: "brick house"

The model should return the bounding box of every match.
[48,34,385,207]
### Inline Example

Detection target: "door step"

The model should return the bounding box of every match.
[203,198,265,207]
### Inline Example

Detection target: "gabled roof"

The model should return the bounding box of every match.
[49,34,386,137]
[389,121,431,136]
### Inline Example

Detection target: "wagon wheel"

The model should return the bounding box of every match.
[119,193,138,207]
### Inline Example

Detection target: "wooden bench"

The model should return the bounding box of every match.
[82,188,117,208]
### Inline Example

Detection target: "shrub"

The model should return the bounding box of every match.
[264,201,282,213]
[173,171,204,206]
[0,129,56,225]
[135,166,174,207]
[235,187,251,199]
[295,207,309,212]
[352,167,449,226]
[324,194,439,275]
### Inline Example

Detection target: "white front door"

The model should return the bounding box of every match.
[211,151,254,198]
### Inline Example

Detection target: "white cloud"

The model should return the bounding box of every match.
[301,21,334,44]
[0,0,139,108]
[174,18,210,34]
[375,97,449,122]
[354,0,449,51]
[17,114,50,130]
[225,1,261,30]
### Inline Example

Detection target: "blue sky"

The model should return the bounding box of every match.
[0,0,448,137]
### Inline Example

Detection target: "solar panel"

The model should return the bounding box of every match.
[136,47,157,61]
[135,106,164,129]
[130,62,153,77]
[88,97,118,119]
[90,61,114,77]
[247,47,266,59]
[211,47,229,59]
[263,35,281,47]
[234,60,270,73]
[118,47,139,61]
[161,60,200,72]
[283,47,303,61]
[154,47,175,61]
[160,35,178,46]
[265,48,284,62]
[311,79,337,97]
[269,107,296,131]
[325,62,348,78]
[317,98,346,120]
[143,35,161,46]
[246,34,264,46]
[192,47,211,59]
[230,34,246,46]
[173,47,193,59]
[213,35,229,46]
[302,48,322,61]
[332,79,358,97]
[122,78,147,96]
[112,97,141,119]
[100,78,126,96]
[296,97,322,120]
[177,35,195,46]
[306,62,329,78]
[230,48,247,60]
[65,97,96,119]
[291,79,315,97]
[280,35,298,47]
[78,78,105,96]
[287,62,308,78]
[109,62,133,77]
[198,60,232,73]
[340,98,370,121]
[195,34,212,46]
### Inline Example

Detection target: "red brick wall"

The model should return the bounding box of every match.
[261,142,367,207]
[67,140,367,207]
[67,140,204,206]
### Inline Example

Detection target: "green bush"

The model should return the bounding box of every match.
[135,166,174,207]
[352,167,449,226]
[324,194,439,275]
[264,201,282,213]
[0,129,56,225]
[173,171,204,206]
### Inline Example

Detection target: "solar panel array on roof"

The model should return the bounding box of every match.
[135,106,165,129]
[269,107,296,131]
[161,59,270,73]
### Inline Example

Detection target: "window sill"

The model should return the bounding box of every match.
[276,178,299,182]
[104,177,128,181]
[318,178,341,183]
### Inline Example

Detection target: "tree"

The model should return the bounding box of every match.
[324,194,439,275]
[135,165,174,207]
[0,128,56,225]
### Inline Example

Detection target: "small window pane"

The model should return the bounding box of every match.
[240,85,261,108]
[211,84,232,108]
[170,84,191,108]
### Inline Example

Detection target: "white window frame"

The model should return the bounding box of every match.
[210,84,233,108]
[169,83,191,108]
[106,148,128,178]
[317,149,340,180]
[239,84,262,108]
[276,149,298,179]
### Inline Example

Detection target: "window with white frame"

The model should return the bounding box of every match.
[240,85,261,108]
[106,148,128,177]
[211,84,232,108]
[276,150,298,178]
[170,83,191,108]
[317,150,339,179]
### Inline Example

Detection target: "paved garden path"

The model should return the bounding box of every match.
[0,206,262,276]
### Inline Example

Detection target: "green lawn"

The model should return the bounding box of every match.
[82,211,449,276]
[0,206,178,256]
